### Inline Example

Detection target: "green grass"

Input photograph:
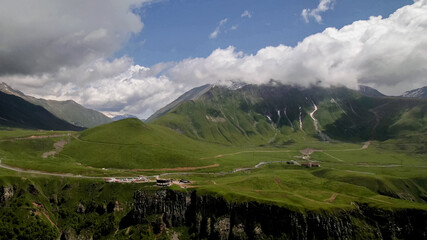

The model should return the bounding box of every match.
[0,119,426,212]
[61,119,235,170]
[1,85,426,238]
[0,128,73,139]
[0,173,162,239]
[166,165,427,211]
[0,125,425,240]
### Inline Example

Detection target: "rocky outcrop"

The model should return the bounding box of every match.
[132,189,427,240]
[60,228,93,240]
[0,186,15,206]
[76,203,86,214]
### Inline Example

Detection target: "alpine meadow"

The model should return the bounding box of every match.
[0,1,426,239]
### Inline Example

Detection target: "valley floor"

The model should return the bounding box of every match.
[0,128,426,239]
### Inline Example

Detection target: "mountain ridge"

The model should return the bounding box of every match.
[146,84,212,123]
[402,86,427,98]
[150,83,427,146]
[0,91,84,131]
[0,82,111,128]
[358,85,385,97]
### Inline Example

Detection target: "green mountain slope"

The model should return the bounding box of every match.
[0,82,111,128]
[146,84,212,122]
[0,92,84,131]
[150,84,427,146]
[61,118,223,169]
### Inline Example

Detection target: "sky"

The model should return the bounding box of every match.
[0,0,426,118]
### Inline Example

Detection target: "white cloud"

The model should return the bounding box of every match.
[230,25,239,31]
[219,18,228,25]
[0,57,183,119]
[241,10,252,18]
[209,29,220,39]
[1,1,427,119]
[302,0,335,23]
[209,18,228,39]
[169,0,427,95]
[0,0,149,75]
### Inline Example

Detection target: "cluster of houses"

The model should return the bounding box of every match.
[285,160,320,168]
[104,176,148,183]
[301,162,320,168]
[295,148,321,168]
[104,176,192,187]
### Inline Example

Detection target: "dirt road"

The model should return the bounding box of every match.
[131,163,220,172]
[0,162,100,179]
[0,134,71,142]
[200,150,295,160]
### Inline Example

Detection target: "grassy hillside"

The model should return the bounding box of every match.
[0,92,84,131]
[151,84,427,146]
[60,118,228,170]
[1,125,425,209]
[0,174,160,240]
[146,84,212,122]
[36,99,112,128]
[0,84,425,239]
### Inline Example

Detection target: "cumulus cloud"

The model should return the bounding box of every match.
[209,18,228,39]
[1,1,427,119]
[241,10,252,19]
[302,0,335,23]
[168,0,427,94]
[0,0,148,76]
[1,57,184,119]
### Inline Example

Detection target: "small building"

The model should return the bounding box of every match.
[301,162,320,168]
[301,162,312,168]
[156,179,171,187]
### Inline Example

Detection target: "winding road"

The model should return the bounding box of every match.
[0,138,382,182]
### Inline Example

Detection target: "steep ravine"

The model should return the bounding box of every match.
[130,189,427,240]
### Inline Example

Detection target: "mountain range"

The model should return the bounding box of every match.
[0,91,84,131]
[149,83,427,146]
[0,82,426,239]
[0,82,111,129]
[1,81,426,136]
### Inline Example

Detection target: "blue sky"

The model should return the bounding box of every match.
[119,0,412,67]
[1,0,425,118]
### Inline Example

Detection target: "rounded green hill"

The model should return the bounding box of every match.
[61,118,219,170]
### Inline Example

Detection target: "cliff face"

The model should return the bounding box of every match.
[132,189,427,240]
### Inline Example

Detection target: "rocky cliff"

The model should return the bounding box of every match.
[132,189,427,240]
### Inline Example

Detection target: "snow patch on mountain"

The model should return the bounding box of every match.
[401,87,427,98]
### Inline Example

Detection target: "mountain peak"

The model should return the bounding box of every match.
[146,84,212,122]
[358,85,385,97]
[402,86,427,98]
[0,82,26,97]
